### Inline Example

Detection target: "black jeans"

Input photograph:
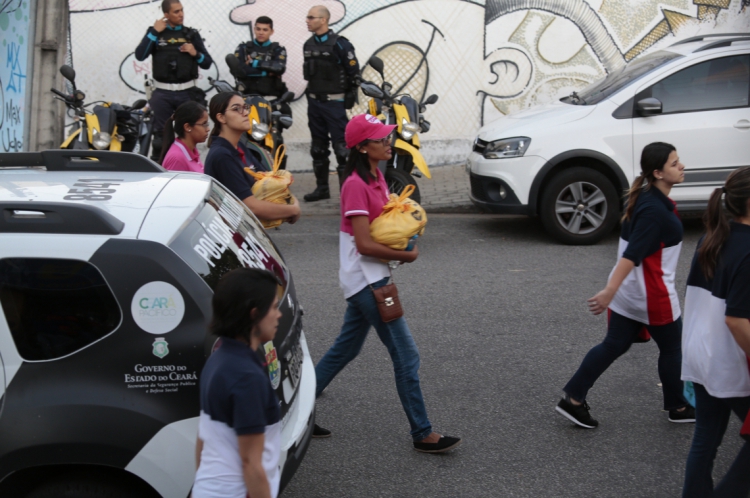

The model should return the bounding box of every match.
[564,310,687,410]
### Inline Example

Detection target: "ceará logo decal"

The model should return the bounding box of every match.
[131,282,185,334]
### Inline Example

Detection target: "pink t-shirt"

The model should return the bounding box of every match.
[338,170,391,298]
[162,138,204,173]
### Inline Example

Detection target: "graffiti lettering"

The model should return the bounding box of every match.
[5,42,26,93]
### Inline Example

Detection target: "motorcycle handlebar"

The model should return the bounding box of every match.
[50,88,71,101]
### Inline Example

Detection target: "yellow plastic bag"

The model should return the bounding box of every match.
[370,185,427,250]
[244,145,296,229]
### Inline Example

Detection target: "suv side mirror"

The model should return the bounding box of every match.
[60,65,76,84]
[636,97,662,116]
[368,56,385,79]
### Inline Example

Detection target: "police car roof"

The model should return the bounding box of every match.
[0,151,210,241]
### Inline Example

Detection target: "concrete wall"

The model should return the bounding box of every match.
[1,0,33,151]
[47,0,750,165]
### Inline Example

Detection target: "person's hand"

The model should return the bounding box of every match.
[286,197,301,225]
[587,287,615,315]
[401,244,419,263]
[180,43,198,57]
[153,18,167,32]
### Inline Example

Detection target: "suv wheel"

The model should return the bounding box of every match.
[540,167,619,245]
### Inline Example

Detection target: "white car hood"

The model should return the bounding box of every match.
[478,102,597,141]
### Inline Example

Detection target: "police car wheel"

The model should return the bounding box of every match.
[386,168,421,204]
[539,167,619,245]
[27,479,145,498]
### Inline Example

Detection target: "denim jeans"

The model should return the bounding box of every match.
[564,310,687,410]
[315,277,432,441]
[683,383,750,497]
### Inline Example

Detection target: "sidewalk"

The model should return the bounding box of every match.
[288,163,477,215]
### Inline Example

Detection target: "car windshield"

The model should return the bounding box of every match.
[561,51,684,105]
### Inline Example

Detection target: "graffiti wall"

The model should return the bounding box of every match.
[1,0,31,152]
[66,0,749,168]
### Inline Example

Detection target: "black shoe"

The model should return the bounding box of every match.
[668,405,696,423]
[556,396,599,429]
[304,186,330,202]
[312,424,331,438]
[413,435,462,453]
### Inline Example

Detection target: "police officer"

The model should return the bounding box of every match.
[233,16,288,99]
[135,0,213,162]
[302,5,360,202]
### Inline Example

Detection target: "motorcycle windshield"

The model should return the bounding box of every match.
[399,96,419,124]
[244,95,272,124]
[93,105,117,134]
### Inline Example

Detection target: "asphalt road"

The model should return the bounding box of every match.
[272,213,744,498]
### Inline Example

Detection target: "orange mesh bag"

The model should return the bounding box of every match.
[370,185,427,250]
[244,145,296,229]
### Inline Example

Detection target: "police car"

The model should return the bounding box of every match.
[0,150,315,497]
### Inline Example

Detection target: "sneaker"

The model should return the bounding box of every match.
[668,405,696,423]
[555,397,599,429]
[413,435,462,453]
[312,424,332,438]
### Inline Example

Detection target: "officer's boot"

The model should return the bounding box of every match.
[336,165,346,191]
[334,142,349,191]
[150,131,163,163]
[304,160,331,202]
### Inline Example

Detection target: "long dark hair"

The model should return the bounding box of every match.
[158,100,206,164]
[622,142,676,221]
[208,91,242,147]
[342,143,376,185]
[210,268,280,342]
[698,167,750,279]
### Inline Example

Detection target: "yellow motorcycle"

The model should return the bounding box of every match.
[53,65,150,153]
[360,56,438,204]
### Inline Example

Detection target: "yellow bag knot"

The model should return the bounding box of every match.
[370,185,427,251]
[243,144,295,229]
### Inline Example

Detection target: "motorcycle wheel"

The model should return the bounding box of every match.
[385,168,421,204]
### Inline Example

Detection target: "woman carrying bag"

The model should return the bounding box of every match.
[681,167,750,497]
[556,142,695,428]
[313,114,461,453]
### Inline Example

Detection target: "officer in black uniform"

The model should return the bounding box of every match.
[135,0,213,161]
[233,16,288,99]
[302,5,360,202]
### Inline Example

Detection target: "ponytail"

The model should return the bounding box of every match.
[623,142,676,222]
[698,167,750,279]
[158,114,176,165]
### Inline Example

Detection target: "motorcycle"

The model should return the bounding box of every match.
[52,65,152,154]
[360,56,438,204]
[208,54,294,171]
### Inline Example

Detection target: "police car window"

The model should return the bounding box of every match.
[642,55,749,114]
[169,182,289,291]
[0,258,121,361]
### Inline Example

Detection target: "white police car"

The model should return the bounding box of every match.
[469,33,750,244]
[0,150,315,497]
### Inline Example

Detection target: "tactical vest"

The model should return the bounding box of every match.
[238,42,287,97]
[303,33,348,95]
[152,27,199,84]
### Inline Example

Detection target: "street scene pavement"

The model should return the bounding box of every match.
[272,213,743,498]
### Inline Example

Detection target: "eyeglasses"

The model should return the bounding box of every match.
[194,121,210,128]
[306,16,322,20]
[227,104,251,115]
[367,136,392,146]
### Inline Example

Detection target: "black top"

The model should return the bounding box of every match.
[204,137,263,201]
[135,25,213,70]
[621,187,683,266]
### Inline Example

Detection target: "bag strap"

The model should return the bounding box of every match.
[369,268,394,292]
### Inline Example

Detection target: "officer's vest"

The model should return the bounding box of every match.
[239,42,287,97]
[152,27,199,84]
[303,33,348,95]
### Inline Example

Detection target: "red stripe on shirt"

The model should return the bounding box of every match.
[642,242,674,325]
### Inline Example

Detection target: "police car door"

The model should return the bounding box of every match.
[632,51,750,208]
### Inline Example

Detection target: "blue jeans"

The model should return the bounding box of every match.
[564,310,687,410]
[315,278,432,441]
[683,383,750,497]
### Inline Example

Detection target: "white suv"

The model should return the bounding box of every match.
[468,33,750,244]
[0,151,315,497]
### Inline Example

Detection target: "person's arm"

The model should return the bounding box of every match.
[726,317,750,356]
[243,195,300,224]
[238,433,270,498]
[135,27,161,61]
[195,437,203,470]
[587,258,636,315]
[336,38,360,83]
[350,216,418,263]
[181,31,213,69]
[257,45,286,76]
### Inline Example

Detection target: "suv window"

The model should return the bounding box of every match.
[0,258,122,361]
[639,54,750,114]
[169,182,289,291]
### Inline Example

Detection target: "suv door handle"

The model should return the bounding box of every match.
[735,120,750,129]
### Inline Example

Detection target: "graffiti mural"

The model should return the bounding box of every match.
[66,0,749,166]
[1,0,30,152]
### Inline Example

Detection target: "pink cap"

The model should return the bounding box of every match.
[345,114,397,149]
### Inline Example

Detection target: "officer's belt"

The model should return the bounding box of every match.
[153,80,198,92]
[307,93,345,102]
